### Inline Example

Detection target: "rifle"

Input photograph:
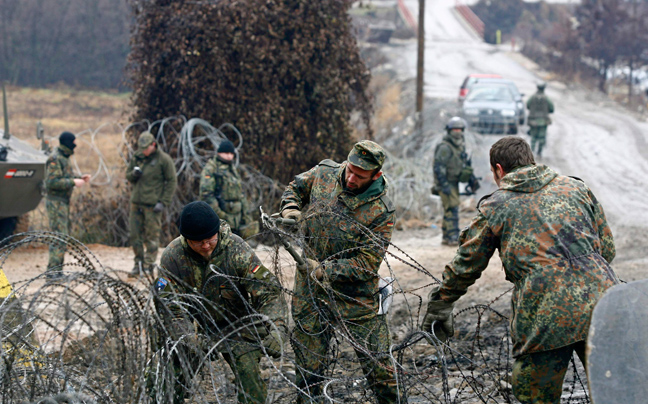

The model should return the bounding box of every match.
[461,156,481,196]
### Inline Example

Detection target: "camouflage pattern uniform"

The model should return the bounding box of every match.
[199,156,252,236]
[434,164,618,403]
[281,149,399,403]
[126,146,177,271]
[45,145,79,273]
[526,89,554,157]
[154,223,287,404]
[433,134,467,244]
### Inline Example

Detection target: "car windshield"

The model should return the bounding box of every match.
[466,86,513,102]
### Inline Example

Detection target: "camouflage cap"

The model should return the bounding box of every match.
[138,131,155,149]
[347,140,386,171]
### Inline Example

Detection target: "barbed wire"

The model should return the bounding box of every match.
[0,208,591,403]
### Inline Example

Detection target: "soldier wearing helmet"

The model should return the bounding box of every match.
[433,117,473,246]
[526,82,554,157]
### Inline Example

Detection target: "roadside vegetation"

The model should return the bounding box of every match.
[472,0,648,108]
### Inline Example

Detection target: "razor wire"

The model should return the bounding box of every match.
[0,214,591,403]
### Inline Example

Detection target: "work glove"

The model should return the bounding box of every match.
[262,326,287,358]
[132,166,143,180]
[153,202,164,213]
[421,286,455,344]
[281,208,302,222]
[296,258,320,277]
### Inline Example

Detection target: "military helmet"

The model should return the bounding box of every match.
[445,116,467,132]
[536,81,547,91]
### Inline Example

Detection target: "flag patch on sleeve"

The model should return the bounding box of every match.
[155,277,169,291]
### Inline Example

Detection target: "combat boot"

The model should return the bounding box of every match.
[128,262,144,278]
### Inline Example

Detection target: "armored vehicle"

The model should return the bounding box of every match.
[0,84,48,241]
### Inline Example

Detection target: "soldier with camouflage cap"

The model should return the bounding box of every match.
[126,131,177,277]
[199,140,258,243]
[527,82,554,157]
[422,136,618,403]
[44,132,91,280]
[280,140,400,403]
[152,201,287,404]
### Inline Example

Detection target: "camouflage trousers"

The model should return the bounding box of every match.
[292,311,401,404]
[529,125,548,156]
[512,341,586,404]
[130,203,162,268]
[440,184,460,243]
[46,198,70,272]
[166,339,266,404]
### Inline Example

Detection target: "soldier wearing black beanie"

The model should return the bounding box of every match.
[59,132,76,150]
[178,201,221,241]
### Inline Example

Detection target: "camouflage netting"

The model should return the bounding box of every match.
[0,229,591,403]
[126,0,373,185]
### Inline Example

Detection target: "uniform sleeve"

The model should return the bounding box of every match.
[434,144,452,187]
[155,249,190,321]
[589,188,615,263]
[280,165,319,212]
[125,157,137,183]
[45,157,75,191]
[547,98,555,114]
[199,164,228,218]
[324,209,395,283]
[239,246,288,328]
[159,154,177,206]
[439,212,499,303]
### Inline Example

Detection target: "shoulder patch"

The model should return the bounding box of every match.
[154,277,169,291]
[318,159,340,168]
[251,264,271,280]
[380,194,395,213]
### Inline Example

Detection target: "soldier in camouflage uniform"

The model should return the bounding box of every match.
[126,131,177,277]
[526,82,555,157]
[422,136,618,404]
[433,117,471,246]
[153,201,287,404]
[280,140,400,403]
[45,132,90,280]
[199,140,257,240]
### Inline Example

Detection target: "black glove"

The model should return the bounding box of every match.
[153,202,164,213]
[441,184,451,196]
[421,286,455,343]
[132,166,142,180]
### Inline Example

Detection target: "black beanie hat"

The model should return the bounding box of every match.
[179,201,221,241]
[217,140,235,154]
[59,132,76,150]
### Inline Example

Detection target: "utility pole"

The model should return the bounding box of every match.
[416,0,425,132]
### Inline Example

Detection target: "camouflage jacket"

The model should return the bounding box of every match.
[434,135,466,186]
[126,148,177,206]
[45,145,78,202]
[437,164,618,357]
[155,223,286,339]
[281,160,395,321]
[526,92,554,126]
[199,157,250,230]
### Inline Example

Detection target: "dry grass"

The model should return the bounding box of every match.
[1,84,130,171]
